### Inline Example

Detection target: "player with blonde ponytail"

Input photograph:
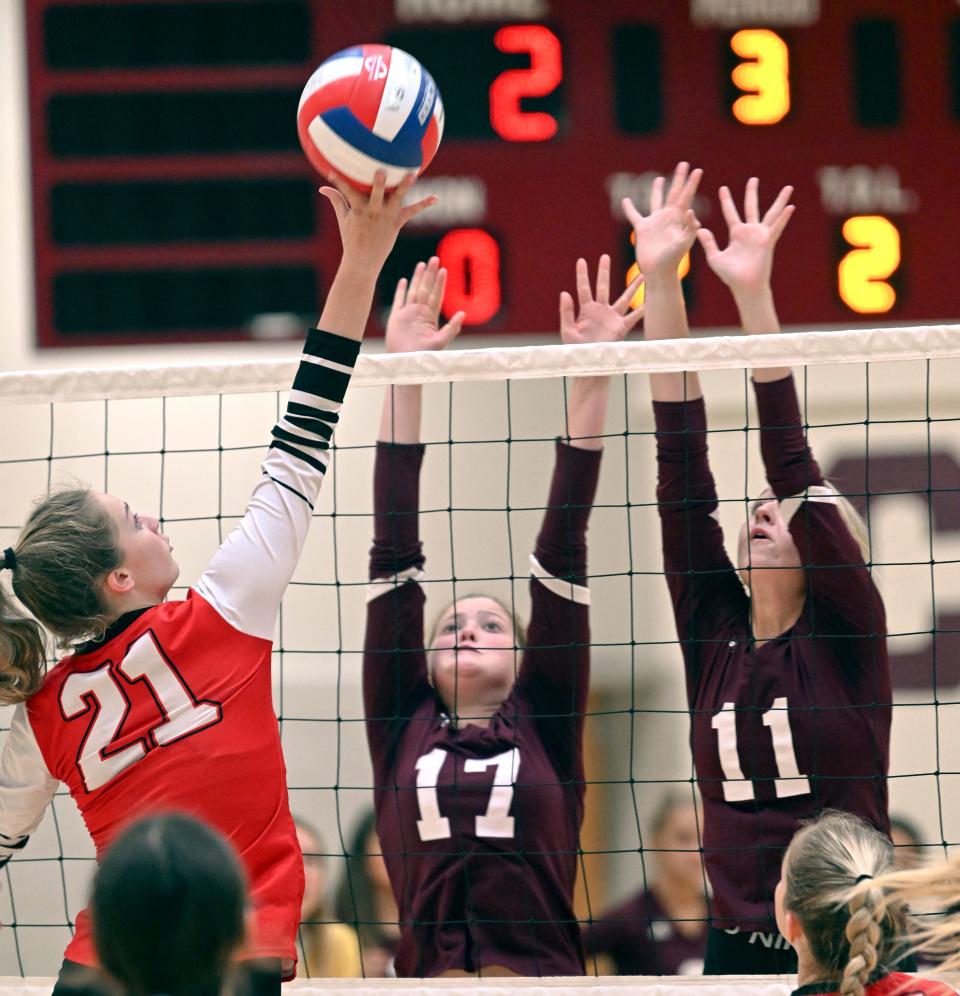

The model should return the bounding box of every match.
[776,812,953,996]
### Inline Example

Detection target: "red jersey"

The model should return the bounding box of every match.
[654,375,891,931]
[363,439,597,977]
[0,328,360,975]
[793,972,956,996]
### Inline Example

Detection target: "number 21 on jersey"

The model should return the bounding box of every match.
[60,631,222,792]
[415,747,520,841]
[711,697,810,802]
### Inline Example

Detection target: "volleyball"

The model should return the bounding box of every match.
[297,44,445,191]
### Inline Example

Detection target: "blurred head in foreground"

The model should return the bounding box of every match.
[776,811,904,996]
[92,812,246,996]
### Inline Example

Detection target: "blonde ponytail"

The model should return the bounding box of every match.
[839,884,884,996]
[783,812,903,994]
[0,582,47,705]
[867,856,960,973]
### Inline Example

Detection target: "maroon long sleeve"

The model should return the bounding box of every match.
[363,442,431,772]
[518,440,599,785]
[654,398,749,689]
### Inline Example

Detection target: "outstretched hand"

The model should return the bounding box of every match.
[559,255,644,346]
[386,256,465,353]
[622,162,703,277]
[697,178,794,296]
[319,170,437,272]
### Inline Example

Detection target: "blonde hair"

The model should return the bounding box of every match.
[866,855,960,973]
[0,489,121,704]
[783,812,904,996]
[827,483,871,564]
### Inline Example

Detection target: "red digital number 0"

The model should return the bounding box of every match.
[489,25,562,142]
[437,228,502,325]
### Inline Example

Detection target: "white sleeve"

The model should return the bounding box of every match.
[194,329,361,641]
[0,706,58,866]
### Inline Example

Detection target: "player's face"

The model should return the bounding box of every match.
[736,489,802,580]
[96,493,179,603]
[654,802,704,892]
[297,825,327,919]
[429,597,517,714]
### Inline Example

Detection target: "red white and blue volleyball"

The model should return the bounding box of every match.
[297,44,445,191]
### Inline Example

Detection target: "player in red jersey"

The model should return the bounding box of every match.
[624,164,892,974]
[362,254,642,977]
[777,811,954,996]
[0,170,435,990]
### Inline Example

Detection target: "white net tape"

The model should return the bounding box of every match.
[3,325,960,404]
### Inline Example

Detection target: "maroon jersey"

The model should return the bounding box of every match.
[655,375,891,931]
[793,973,956,996]
[363,439,597,977]
[582,888,706,975]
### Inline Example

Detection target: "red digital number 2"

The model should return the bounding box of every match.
[489,25,562,142]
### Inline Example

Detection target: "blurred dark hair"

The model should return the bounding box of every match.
[333,808,393,952]
[92,813,246,996]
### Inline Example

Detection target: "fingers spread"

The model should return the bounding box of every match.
[696,227,720,260]
[744,176,760,224]
[575,257,593,308]
[595,254,611,305]
[408,260,427,302]
[614,271,644,314]
[768,202,796,240]
[665,162,690,205]
[399,195,437,226]
[559,289,576,331]
[368,169,387,212]
[392,277,409,312]
[622,196,644,228]
[649,175,666,213]
[763,184,795,226]
[623,300,645,330]
[318,186,350,223]
[426,261,447,313]
[718,185,741,229]
[440,310,466,345]
[678,166,703,209]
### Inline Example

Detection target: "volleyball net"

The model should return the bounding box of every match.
[0,324,959,981]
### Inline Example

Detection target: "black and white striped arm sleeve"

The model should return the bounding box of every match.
[195,329,360,640]
[0,706,58,867]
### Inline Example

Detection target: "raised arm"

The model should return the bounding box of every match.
[623,162,703,403]
[196,172,435,641]
[629,164,746,682]
[701,180,880,639]
[364,260,464,768]
[518,256,640,779]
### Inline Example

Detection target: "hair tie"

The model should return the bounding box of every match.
[1,548,15,572]
[855,873,874,884]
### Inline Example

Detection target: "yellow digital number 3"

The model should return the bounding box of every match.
[731,29,791,126]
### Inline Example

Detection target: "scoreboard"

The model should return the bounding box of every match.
[25,0,960,347]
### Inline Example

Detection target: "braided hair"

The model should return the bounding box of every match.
[782,811,905,996]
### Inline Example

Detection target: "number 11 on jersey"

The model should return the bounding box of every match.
[711,697,810,802]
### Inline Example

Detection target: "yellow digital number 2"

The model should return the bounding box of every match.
[838,215,901,315]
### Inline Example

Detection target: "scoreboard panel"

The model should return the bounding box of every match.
[25,0,960,347]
